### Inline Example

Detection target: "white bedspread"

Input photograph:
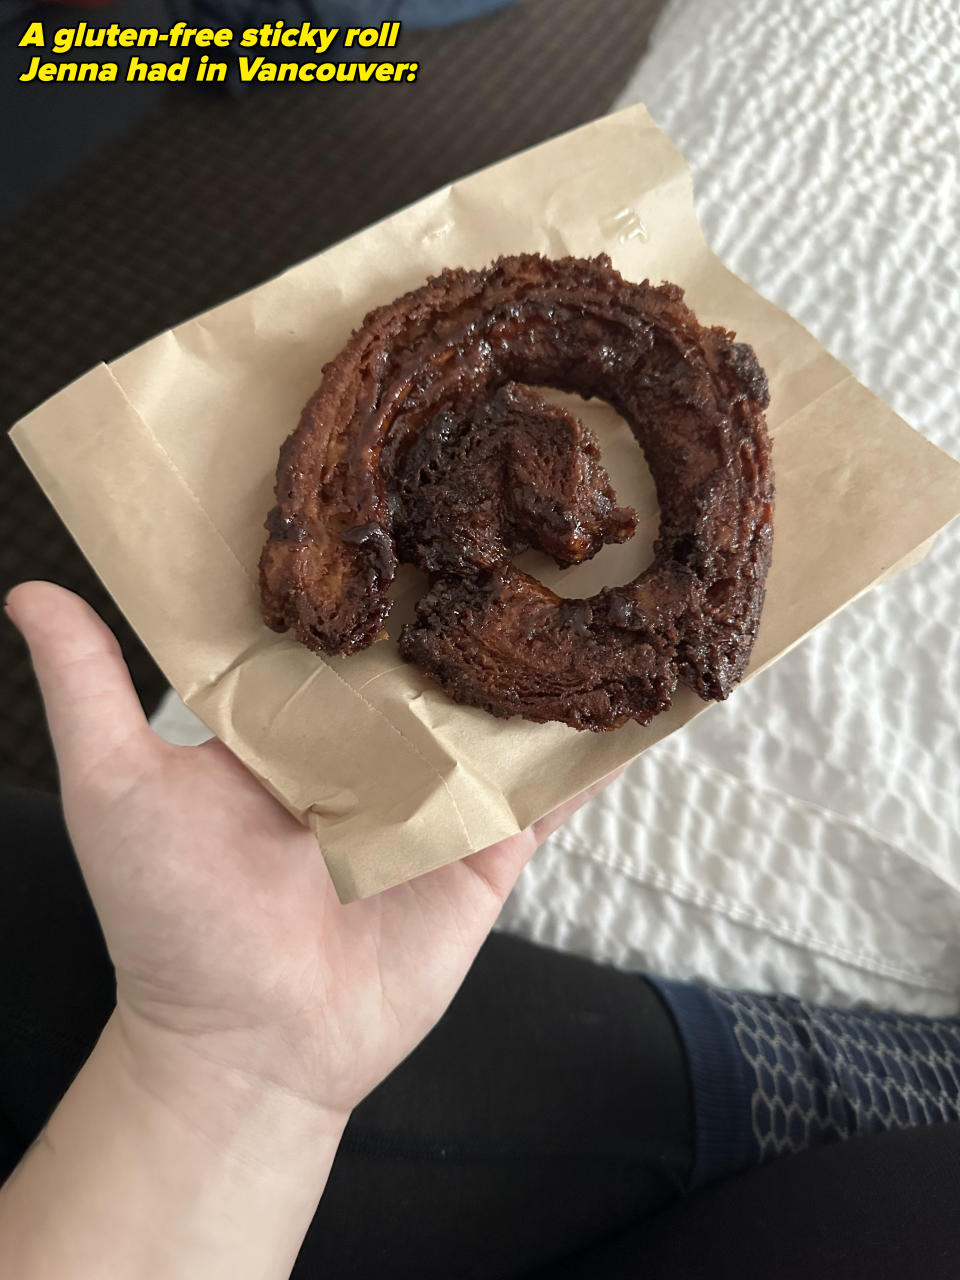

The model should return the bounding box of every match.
[153,0,960,1014]
[498,0,960,1014]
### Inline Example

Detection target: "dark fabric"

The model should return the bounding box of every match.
[650,976,755,1186]
[0,782,693,1279]
[655,977,960,1188]
[295,937,692,1279]
[0,785,116,1148]
[541,1122,960,1280]
[5,780,959,1280]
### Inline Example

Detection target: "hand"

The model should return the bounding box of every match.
[7,582,622,1134]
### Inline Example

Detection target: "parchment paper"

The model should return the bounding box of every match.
[12,105,960,901]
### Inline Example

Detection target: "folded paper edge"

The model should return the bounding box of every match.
[9,104,960,902]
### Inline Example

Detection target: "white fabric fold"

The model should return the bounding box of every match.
[500,0,960,1013]
[153,0,960,1009]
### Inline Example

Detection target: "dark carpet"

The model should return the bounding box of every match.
[0,0,663,789]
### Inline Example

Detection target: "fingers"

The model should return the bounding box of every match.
[530,763,630,844]
[462,763,631,903]
[6,582,153,789]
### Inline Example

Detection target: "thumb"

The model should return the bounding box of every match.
[462,764,630,902]
[6,582,153,791]
[530,763,630,845]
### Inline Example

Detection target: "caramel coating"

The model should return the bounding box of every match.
[260,253,774,731]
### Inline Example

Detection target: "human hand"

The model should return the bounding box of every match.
[7,581,623,1136]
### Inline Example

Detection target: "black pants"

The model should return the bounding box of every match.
[2,781,960,1278]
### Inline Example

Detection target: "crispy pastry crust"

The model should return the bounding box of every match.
[260,253,774,731]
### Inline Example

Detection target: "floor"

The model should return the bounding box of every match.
[0,0,665,789]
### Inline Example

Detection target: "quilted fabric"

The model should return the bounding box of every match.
[497,0,960,1014]
[152,0,960,1012]
[713,988,960,1159]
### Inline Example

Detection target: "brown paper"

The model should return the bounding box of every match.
[12,105,960,901]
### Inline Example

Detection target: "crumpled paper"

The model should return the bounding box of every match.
[12,104,960,900]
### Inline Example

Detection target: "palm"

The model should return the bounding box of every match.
[78,734,537,1112]
[10,582,618,1117]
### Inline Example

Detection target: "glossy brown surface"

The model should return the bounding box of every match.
[260,254,774,730]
